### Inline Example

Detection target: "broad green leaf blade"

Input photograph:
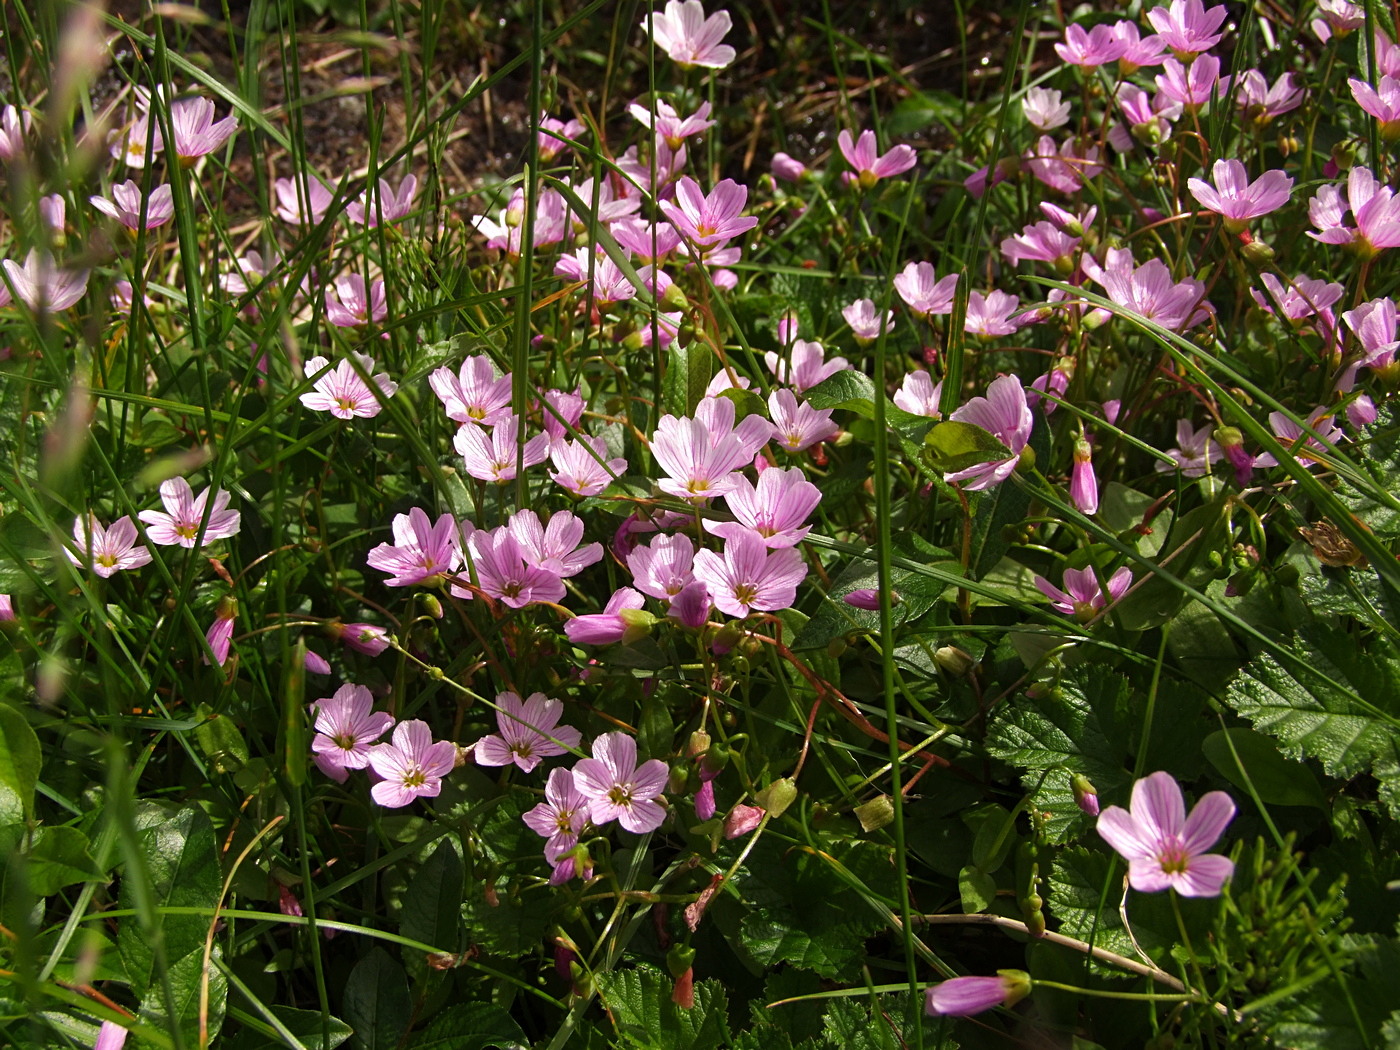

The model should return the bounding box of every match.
[404,1002,528,1050]
[0,704,40,824]
[924,420,1011,474]
[343,948,412,1050]
[1202,728,1328,811]
[400,840,463,951]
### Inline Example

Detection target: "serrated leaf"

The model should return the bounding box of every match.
[1336,405,1400,539]
[924,420,1011,474]
[460,878,552,956]
[599,965,729,1050]
[1202,728,1327,811]
[343,948,412,1050]
[738,913,871,976]
[404,1001,527,1050]
[400,840,464,951]
[1225,627,1400,818]
[0,704,40,824]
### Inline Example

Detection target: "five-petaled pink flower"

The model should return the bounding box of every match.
[90,180,175,231]
[346,175,418,227]
[139,477,241,548]
[837,129,917,189]
[167,96,239,163]
[1146,0,1228,56]
[1035,566,1133,621]
[301,354,398,419]
[692,529,806,618]
[367,719,458,808]
[1186,159,1293,232]
[366,507,462,587]
[1097,770,1236,897]
[67,514,152,577]
[573,731,670,833]
[310,683,395,783]
[641,0,736,70]
[659,176,757,247]
[945,374,1033,490]
[474,691,581,773]
[523,766,591,859]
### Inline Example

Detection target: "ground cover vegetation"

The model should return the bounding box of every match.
[3,0,1400,1046]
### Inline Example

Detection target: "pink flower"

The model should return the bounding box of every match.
[1344,297,1399,372]
[1107,83,1180,152]
[204,599,237,666]
[768,388,838,452]
[300,354,398,419]
[366,507,462,587]
[549,436,626,497]
[1155,55,1230,111]
[565,586,650,645]
[964,290,1025,338]
[1253,408,1342,468]
[273,176,333,225]
[0,104,31,161]
[474,691,581,772]
[459,526,565,607]
[1000,220,1079,269]
[1111,20,1169,71]
[837,129,917,188]
[1146,0,1228,56]
[90,180,175,231]
[724,802,764,838]
[1070,437,1098,516]
[1,250,89,313]
[310,683,395,783]
[705,466,820,548]
[573,731,670,833]
[339,622,392,656]
[1349,76,1400,138]
[345,175,417,227]
[926,973,1031,1017]
[167,96,238,163]
[325,275,387,328]
[628,535,696,604]
[843,298,894,342]
[764,339,849,393]
[1251,273,1344,323]
[139,478,241,548]
[771,152,807,182]
[430,355,513,426]
[1054,22,1123,69]
[1157,419,1222,477]
[536,113,585,162]
[1187,159,1292,231]
[0,594,12,621]
[1307,166,1400,255]
[523,766,591,858]
[508,509,602,578]
[641,0,736,70]
[555,246,642,308]
[1023,135,1102,195]
[1022,87,1070,131]
[611,217,683,263]
[454,413,551,483]
[650,397,774,502]
[1034,566,1133,620]
[1235,70,1304,124]
[66,515,152,577]
[692,530,806,618]
[110,112,161,168]
[629,99,715,151]
[1081,247,1212,331]
[367,720,457,808]
[94,1020,129,1050]
[945,374,1032,490]
[1097,771,1235,896]
[893,371,943,418]
[659,177,757,247]
[895,263,958,318]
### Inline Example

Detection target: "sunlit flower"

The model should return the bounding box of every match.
[564,586,649,645]
[310,683,394,783]
[894,263,958,318]
[139,478,240,548]
[926,972,1031,1017]
[324,274,387,328]
[454,412,551,483]
[945,374,1032,489]
[573,731,670,833]
[692,529,806,617]
[893,371,943,418]
[768,388,838,452]
[524,767,591,859]
[367,719,457,808]
[1,250,89,313]
[366,507,462,587]
[430,355,513,427]
[659,176,757,247]
[705,466,821,548]
[1022,87,1070,130]
[167,96,238,163]
[474,691,581,773]
[1187,159,1293,232]
[300,354,398,419]
[641,0,736,69]
[0,104,32,161]
[1349,75,1400,138]
[91,180,175,231]
[67,514,152,577]
[837,129,917,188]
[549,436,626,497]
[1034,566,1133,620]
[1146,0,1228,56]
[273,176,333,225]
[346,175,418,227]
[1097,770,1235,896]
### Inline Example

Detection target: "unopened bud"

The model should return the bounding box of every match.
[1070,773,1099,816]
[854,795,895,832]
[661,282,689,311]
[755,777,797,819]
[1238,239,1275,266]
[619,607,657,644]
[934,645,974,677]
[686,729,711,759]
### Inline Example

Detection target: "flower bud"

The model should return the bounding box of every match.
[854,795,895,832]
[934,645,975,677]
[1070,773,1100,816]
[755,777,797,819]
[1238,239,1275,266]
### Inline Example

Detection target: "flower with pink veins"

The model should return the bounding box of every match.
[1146,0,1228,56]
[565,586,650,645]
[1349,75,1400,139]
[460,526,566,607]
[1070,437,1099,516]
[310,683,394,783]
[204,598,237,666]
[139,477,241,548]
[1253,408,1342,468]
[339,622,392,656]
[1309,166,1400,254]
[768,388,838,452]
[1035,565,1133,620]
[893,371,943,418]
[763,339,849,393]
[273,176,333,225]
[650,398,774,502]
[167,96,238,163]
[454,413,551,483]
[346,175,417,227]
[90,180,175,231]
[1097,770,1235,896]
[1376,31,1400,78]
[550,436,626,497]
[1314,0,1364,39]
[367,508,463,587]
[537,113,585,161]
[1000,220,1080,270]
[300,354,398,419]
[367,719,458,808]
[1054,22,1123,69]
[926,973,1031,1018]
[325,275,387,328]
[1022,87,1070,131]
[1155,55,1230,111]
[1,250,89,313]
[573,731,670,833]
[945,374,1032,491]
[1235,70,1304,124]
[1251,273,1344,325]
[1111,20,1169,71]
[1344,297,1399,373]
[693,529,807,618]
[0,104,31,161]
[894,262,958,318]
[964,290,1025,338]
[67,514,152,577]
[611,217,683,263]
[842,298,894,343]
[555,246,642,308]
[1107,83,1180,151]
[659,176,758,248]
[565,176,641,231]
[628,534,696,602]
[705,466,821,548]
[1023,135,1102,194]
[837,129,917,188]
[1081,247,1212,331]
[1187,159,1293,232]
[508,509,602,578]
[641,0,736,70]
[1157,419,1223,477]
[629,98,715,150]
[474,691,581,773]
[524,767,591,859]
[430,355,513,427]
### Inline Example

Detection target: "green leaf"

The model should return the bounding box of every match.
[1225,627,1400,818]
[1336,406,1400,539]
[967,804,1017,874]
[12,826,105,896]
[459,878,553,957]
[193,705,250,775]
[598,965,729,1050]
[958,865,996,914]
[404,1001,527,1050]
[0,704,40,824]
[1113,496,1232,631]
[343,948,412,1050]
[1202,728,1328,811]
[803,371,877,415]
[662,341,713,419]
[400,840,463,952]
[924,420,1011,474]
